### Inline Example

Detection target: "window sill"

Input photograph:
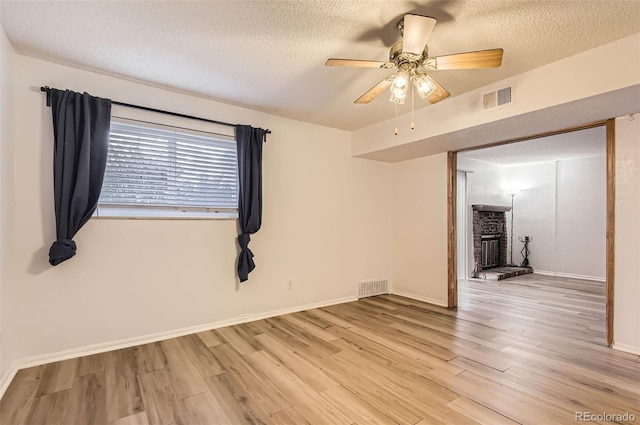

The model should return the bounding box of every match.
[94,206,238,220]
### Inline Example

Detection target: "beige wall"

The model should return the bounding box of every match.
[614,114,640,354]
[391,153,448,305]
[0,21,12,386]
[0,52,392,375]
[1,27,639,389]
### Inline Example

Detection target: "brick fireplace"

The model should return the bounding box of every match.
[471,204,511,275]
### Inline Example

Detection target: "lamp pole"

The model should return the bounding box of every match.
[509,193,515,266]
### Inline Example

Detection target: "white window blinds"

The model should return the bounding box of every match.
[98,119,238,214]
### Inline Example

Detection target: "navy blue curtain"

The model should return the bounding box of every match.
[48,89,112,266]
[235,125,267,282]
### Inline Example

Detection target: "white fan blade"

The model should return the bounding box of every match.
[402,15,437,55]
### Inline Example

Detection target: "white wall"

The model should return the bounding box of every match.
[391,153,448,306]
[459,158,508,275]
[508,157,606,279]
[462,159,558,273]
[456,171,467,279]
[556,156,606,278]
[1,52,392,377]
[614,114,640,354]
[507,162,558,273]
[459,151,606,280]
[458,157,508,206]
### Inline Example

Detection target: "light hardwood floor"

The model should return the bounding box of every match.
[2,274,639,425]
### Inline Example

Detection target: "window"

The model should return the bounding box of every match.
[97,119,238,219]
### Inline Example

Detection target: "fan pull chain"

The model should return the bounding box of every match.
[395,103,398,136]
[411,86,415,130]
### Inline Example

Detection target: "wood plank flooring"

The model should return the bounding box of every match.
[2,274,639,425]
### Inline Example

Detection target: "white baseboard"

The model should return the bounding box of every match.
[613,343,640,356]
[0,295,357,400]
[391,291,448,307]
[535,270,605,282]
[0,365,19,402]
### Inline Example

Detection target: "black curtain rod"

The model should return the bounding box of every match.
[40,86,271,134]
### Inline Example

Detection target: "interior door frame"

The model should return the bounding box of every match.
[456,170,469,280]
[447,119,615,347]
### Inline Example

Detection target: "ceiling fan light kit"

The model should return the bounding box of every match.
[412,73,437,99]
[389,71,410,104]
[325,13,504,133]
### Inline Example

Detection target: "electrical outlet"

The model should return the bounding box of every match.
[288,280,293,290]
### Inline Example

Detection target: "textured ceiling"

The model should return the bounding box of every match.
[459,125,606,167]
[2,1,639,131]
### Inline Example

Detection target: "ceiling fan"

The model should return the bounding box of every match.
[325,14,504,106]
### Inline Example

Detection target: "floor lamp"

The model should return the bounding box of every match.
[507,190,518,266]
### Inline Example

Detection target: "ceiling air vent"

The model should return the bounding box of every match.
[483,87,512,110]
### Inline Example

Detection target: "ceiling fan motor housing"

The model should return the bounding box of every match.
[390,41,428,70]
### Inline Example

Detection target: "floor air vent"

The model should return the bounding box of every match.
[483,86,512,110]
[358,280,388,299]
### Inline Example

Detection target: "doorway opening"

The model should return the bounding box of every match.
[447,120,615,346]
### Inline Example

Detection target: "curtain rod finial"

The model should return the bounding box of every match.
[41,86,52,106]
